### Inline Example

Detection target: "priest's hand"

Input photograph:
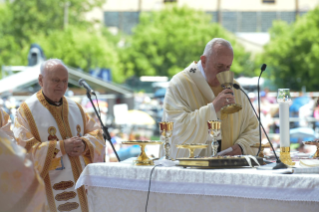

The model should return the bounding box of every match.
[212,89,235,113]
[64,137,86,157]
[225,144,242,156]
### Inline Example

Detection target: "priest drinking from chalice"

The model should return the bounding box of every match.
[162,38,259,159]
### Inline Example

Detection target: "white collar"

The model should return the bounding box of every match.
[197,60,207,81]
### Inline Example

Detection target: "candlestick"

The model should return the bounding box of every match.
[277,88,295,166]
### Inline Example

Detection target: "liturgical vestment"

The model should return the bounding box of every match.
[0,108,46,212]
[163,62,259,158]
[13,91,105,212]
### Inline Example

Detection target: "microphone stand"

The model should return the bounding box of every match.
[257,70,263,156]
[234,84,287,169]
[86,90,121,162]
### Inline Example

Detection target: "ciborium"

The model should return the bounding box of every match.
[159,121,173,160]
[304,140,319,159]
[121,141,162,166]
[208,120,221,156]
[216,71,242,114]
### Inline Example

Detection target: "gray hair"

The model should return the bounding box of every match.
[40,59,68,76]
[203,38,233,57]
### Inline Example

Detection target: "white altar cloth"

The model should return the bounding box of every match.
[76,163,319,212]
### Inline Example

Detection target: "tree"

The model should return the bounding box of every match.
[260,7,319,91]
[31,27,124,82]
[120,6,253,79]
[3,0,104,45]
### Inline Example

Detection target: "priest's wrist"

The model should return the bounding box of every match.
[238,144,244,155]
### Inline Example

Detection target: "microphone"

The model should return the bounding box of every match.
[257,64,267,156]
[233,83,287,169]
[78,79,96,95]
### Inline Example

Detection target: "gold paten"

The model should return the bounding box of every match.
[280,147,295,166]
[216,71,242,114]
[176,144,208,158]
[251,143,271,158]
[122,141,162,166]
[304,140,319,158]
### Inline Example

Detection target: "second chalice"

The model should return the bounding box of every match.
[208,120,221,156]
[216,71,242,114]
[159,121,174,160]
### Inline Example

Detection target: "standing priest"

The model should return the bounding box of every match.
[163,38,259,159]
[13,59,105,212]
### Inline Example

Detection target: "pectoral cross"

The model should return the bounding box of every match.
[189,68,196,73]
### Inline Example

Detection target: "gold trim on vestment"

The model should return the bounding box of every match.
[8,172,42,212]
[81,137,94,164]
[76,102,87,133]
[74,157,88,212]
[25,138,40,152]
[41,141,57,179]
[60,140,66,155]
[37,91,89,211]
[21,102,41,151]
[45,175,57,212]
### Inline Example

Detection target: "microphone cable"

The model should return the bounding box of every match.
[145,164,162,212]
[233,83,282,164]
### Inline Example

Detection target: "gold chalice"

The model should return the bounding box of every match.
[208,120,221,156]
[122,141,162,166]
[216,71,242,114]
[304,140,319,159]
[176,143,208,158]
[159,121,174,160]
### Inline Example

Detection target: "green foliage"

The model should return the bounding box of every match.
[4,0,104,44]
[31,27,124,82]
[0,0,125,82]
[260,7,319,91]
[120,6,253,79]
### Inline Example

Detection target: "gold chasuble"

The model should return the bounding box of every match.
[13,90,105,212]
[163,62,259,159]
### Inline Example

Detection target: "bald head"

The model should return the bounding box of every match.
[203,38,233,57]
[200,38,234,86]
[40,59,68,76]
[38,59,69,102]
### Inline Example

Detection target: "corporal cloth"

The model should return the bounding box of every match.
[163,62,259,158]
[13,90,105,212]
[0,127,45,212]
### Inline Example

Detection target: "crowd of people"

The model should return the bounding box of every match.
[1,38,319,211]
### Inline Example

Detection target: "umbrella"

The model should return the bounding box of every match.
[154,88,166,98]
[289,96,310,113]
[289,127,315,143]
[127,110,155,125]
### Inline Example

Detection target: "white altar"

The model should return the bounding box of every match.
[76,163,319,212]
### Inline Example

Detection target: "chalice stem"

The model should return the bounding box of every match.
[164,137,170,160]
[211,137,219,157]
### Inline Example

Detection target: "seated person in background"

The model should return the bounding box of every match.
[13,59,105,212]
[163,38,259,159]
[0,108,45,212]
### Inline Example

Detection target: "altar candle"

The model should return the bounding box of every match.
[279,102,290,147]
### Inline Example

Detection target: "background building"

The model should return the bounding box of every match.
[86,0,319,34]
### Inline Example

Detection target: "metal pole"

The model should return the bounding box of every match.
[295,0,299,20]
[217,0,222,25]
[64,2,70,29]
